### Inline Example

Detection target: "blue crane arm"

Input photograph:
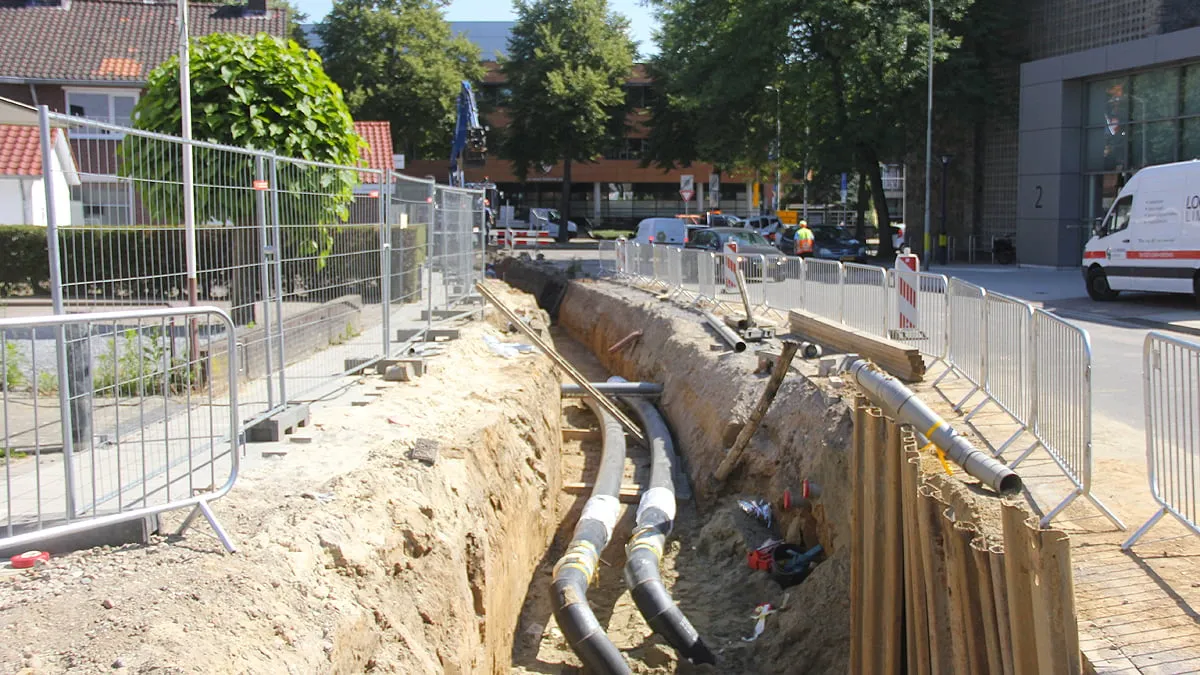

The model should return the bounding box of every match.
[450,80,483,181]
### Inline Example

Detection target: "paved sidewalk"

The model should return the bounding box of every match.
[929,265,1200,337]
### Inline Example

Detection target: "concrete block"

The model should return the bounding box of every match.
[426,329,460,342]
[351,400,371,407]
[383,364,414,382]
[0,514,160,559]
[372,358,426,377]
[420,309,464,320]
[246,403,310,443]
[396,328,423,342]
[818,358,838,378]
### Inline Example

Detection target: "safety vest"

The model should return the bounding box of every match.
[796,227,814,254]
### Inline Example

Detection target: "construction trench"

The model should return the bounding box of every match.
[0,261,1084,674]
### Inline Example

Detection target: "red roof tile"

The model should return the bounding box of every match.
[0,125,66,176]
[354,120,393,177]
[0,0,289,83]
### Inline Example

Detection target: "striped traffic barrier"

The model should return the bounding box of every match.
[723,240,739,293]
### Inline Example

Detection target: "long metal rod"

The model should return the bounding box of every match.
[562,382,663,397]
[475,281,645,442]
[701,310,746,353]
[177,0,197,306]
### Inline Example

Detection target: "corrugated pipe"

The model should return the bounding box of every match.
[702,310,746,353]
[561,382,663,397]
[846,359,1022,495]
[551,386,631,675]
[614,378,716,665]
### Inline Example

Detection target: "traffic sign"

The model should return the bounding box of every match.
[680,189,694,202]
[680,174,694,202]
[709,173,720,206]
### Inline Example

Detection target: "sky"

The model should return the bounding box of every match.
[293,0,661,56]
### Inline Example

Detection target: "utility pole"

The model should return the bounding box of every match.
[923,0,934,266]
[764,85,782,213]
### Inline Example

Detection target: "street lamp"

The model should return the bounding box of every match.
[765,85,781,213]
[939,154,953,265]
[923,0,934,265]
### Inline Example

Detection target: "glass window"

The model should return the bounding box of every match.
[1101,194,1133,236]
[113,95,136,127]
[1130,120,1178,167]
[1131,69,1179,121]
[1183,118,1200,160]
[1184,65,1200,115]
[67,92,108,120]
[1085,126,1128,172]
[1087,77,1128,127]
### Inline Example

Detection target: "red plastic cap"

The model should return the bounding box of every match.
[783,489,793,510]
[802,479,811,500]
[11,550,49,569]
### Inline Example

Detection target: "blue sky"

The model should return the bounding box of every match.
[294,0,661,56]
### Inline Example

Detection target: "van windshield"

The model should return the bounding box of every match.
[1099,195,1133,237]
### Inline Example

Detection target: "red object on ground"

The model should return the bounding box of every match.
[783,489,793,510]
[10,550,50,569]
[747,548,773,571]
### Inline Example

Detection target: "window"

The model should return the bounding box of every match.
[66,89,139,136]
[603,138,649,160]
[1100,194,1133,237]
[1084,62,1200,175]
[691,230,714,248]
[72,182,133,225]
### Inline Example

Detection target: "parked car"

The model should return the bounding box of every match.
[686,227,783,281]
[522,208,579,238]
[634,217,708,245]
[741,215,786,243]
[705,213,743,228]
[778,225,868,262]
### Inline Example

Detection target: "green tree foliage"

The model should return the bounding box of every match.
[121,32,363,323]
[502,0,636,241]
[318,0,484,160]
[647,0,1001,257]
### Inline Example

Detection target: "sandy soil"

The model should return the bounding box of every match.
[0,284,564,674]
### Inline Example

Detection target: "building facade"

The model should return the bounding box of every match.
[1015,0,1200,266]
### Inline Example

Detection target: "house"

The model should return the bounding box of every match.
[0,0,289,225]
[0,123,81,225]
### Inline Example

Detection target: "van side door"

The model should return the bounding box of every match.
[1097,194,1135,289]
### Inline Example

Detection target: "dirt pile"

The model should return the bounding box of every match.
[0,283,563,674]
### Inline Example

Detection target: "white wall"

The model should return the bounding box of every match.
[0,179,25,224]
[23,167,71,227]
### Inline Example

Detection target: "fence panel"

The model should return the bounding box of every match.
[966,292,1034,454]
[934,278,987,410]
[765,255,804,314]
[887,271,950,363]
[1123,332,1200,548]
[842,263,889,337]
[597,240,618,276]
[432,184,484,311]
[1,307,240,552]
[804,259,844,321]
[696,250,718,302]
[1017,309,1123,529]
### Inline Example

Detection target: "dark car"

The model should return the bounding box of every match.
[778,225,868,262]
[686,227,783,281]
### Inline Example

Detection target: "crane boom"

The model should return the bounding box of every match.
[450,80,487,187]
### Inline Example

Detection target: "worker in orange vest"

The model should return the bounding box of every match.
[794,220,815,257]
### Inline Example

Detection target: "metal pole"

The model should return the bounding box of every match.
[253,156,274,411]
[923,0,934,265]
[940,158,949,265]
[39,105,77,519]
[380,174,391,357]
[178,0,197,305]
[268,157,287,406]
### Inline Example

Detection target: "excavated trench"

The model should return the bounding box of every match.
[496,261,857,674]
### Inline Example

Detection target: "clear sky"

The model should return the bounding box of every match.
[294,0,661,57]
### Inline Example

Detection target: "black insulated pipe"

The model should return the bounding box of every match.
[615,379,716,665]
[551,389,631,675]
[561,382,664,397]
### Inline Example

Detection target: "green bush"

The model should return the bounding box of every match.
[3,341,25,389]
[0,223,431,302]
[93,327,195,397]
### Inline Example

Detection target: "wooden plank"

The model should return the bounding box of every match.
[789,309,926,382]
[562,427,600,441]
[477,281,645,443]
[713,341,800,481]
[562,482,641,503]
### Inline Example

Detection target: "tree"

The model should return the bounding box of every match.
[318,0,483,162]
[502,0,636,241]
[121,32,364,325]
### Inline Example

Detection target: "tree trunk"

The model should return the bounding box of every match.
[862,151,894,259]
[855,171,869,241]
[558,157,572,243]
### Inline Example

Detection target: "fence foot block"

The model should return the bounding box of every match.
[420,309,465,320]
[246,404,311,443]
[344,357,375,375]
[0,514,160,559]
[376,358,425,377]
[383,363,416,382]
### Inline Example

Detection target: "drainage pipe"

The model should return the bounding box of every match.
[846,359,1022,495]
[561,382,663,397]
[702,310,746,353]
[551,387,630,675]
[615,379,716,665]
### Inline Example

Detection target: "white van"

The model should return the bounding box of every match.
[1083,160,1200,301]
[634,217,705,245]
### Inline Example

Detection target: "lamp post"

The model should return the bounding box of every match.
[765,85,782,213]
[923,0,934,265]
[939,153,953,265]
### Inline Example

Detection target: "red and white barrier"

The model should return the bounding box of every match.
[490,229,554,248]
[895,253,920,329]
[723,240,739,293]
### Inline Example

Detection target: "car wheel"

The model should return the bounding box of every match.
[1086,266,1119,301]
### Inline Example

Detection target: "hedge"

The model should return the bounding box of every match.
[0,224,427,301]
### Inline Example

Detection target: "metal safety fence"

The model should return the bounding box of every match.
[1124,332,1200,549]
[1,108,484,551]
[611,239,1122,527]
[1,307,240,552]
